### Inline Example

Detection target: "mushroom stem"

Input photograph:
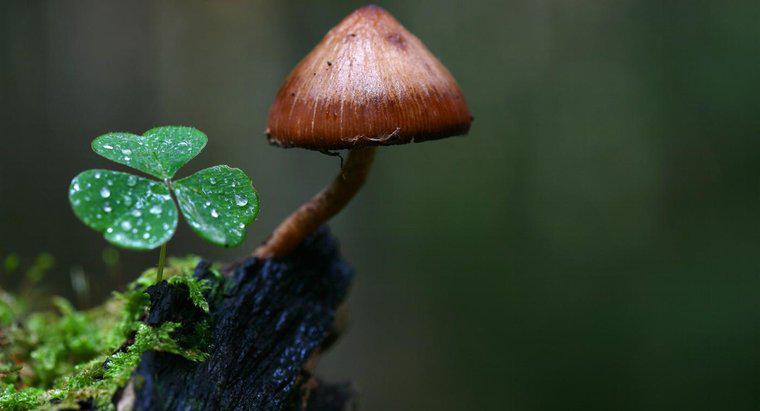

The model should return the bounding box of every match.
[254,146,377,259]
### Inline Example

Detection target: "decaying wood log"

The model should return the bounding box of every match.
[126,226,356,410]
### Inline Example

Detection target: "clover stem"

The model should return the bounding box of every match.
[156,243,167,283]
[254,146,377,259]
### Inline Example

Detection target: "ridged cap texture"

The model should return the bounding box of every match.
[266,5,472,150]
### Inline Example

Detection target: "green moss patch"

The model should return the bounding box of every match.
[0,257,212,410]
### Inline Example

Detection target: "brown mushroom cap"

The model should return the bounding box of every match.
[266,5,472,150]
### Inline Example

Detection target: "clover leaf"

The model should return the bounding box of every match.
[92,126,207,180]
[69,170,178,250]
[174,166,260,247]
[69,126,260,281]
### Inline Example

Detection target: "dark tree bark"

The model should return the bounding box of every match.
[127,226,356,411]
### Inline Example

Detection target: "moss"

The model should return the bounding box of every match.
[0,299,13,328]
[0,386,46,411]
[0,256,211,410]
[167,271,221,314]
[27,298,105,386]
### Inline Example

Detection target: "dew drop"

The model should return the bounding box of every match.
[106,227,114,233]
[149,205,162,215]
[122,149,132,155]
[100,187,111,198]
[124,197,133,207]
[204,201,212,207]
[73,183,81,192]
[126,176,138,187]
[104,204,112,213]
[142,233,150,240]
[132,210,142,217]
[103,144,114,150]
[121,221,132,230]
[94,172,102,179]
[235,195,248,207]
[209,178,216,185]
[211,209,219,218]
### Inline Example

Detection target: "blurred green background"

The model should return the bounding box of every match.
[3,1,760,409]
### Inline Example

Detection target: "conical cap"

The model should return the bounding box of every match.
[266,5,472,150]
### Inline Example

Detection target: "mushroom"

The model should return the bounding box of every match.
[256,5,472,259]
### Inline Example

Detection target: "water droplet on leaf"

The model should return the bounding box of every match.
[235,195,248,207]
